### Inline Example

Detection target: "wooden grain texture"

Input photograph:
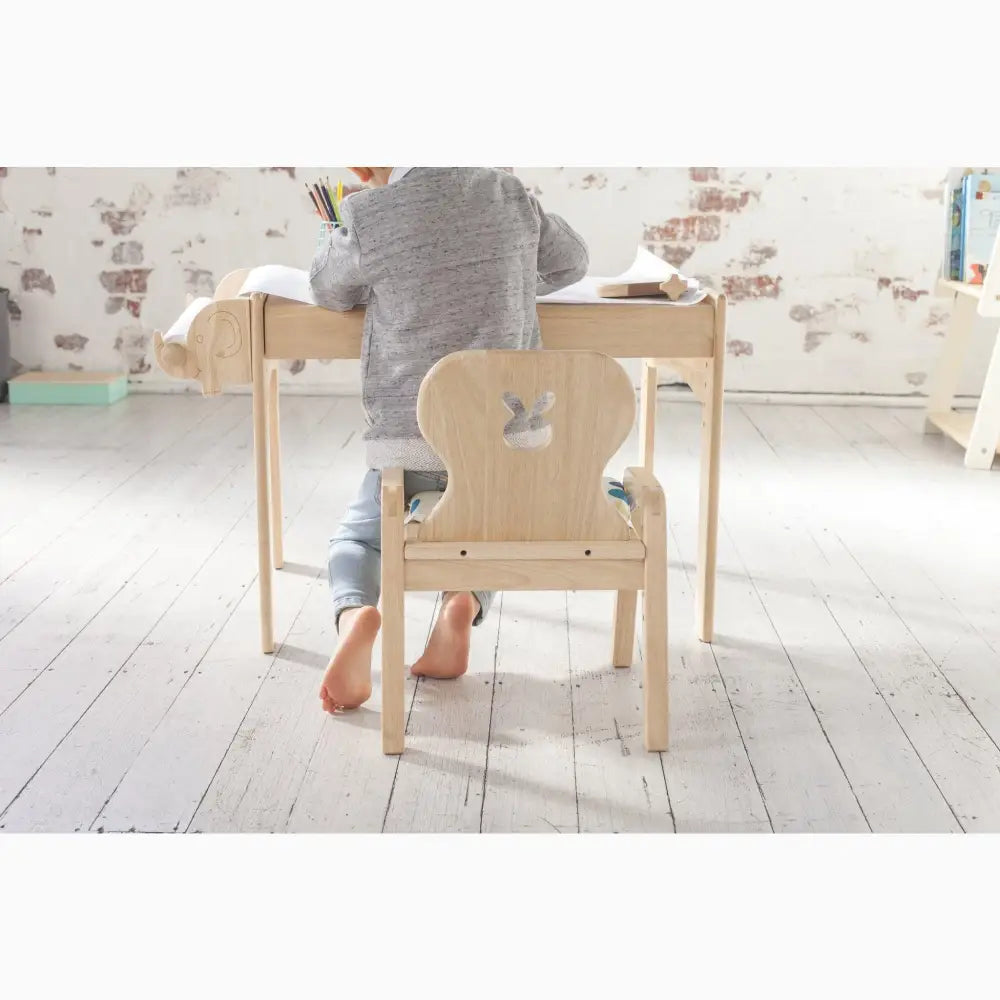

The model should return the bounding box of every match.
[382,595,501,833]
[92,438,364,832]
[566,589,674,833]
[416,351,634,543]
[479,590,579,833]
[5,395,1000,833]
[261,298,716,363]
[1,426,329,833]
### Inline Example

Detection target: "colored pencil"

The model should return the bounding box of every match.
[305,183,327,220]
[316,182,336,222]
[323,176,341,225]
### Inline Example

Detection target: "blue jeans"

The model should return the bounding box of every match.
[328,470,494,630]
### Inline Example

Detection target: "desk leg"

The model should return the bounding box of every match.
[696,296,725,643]
[251,295,274,654]
[639,359,657,470]
[268,364,284,568]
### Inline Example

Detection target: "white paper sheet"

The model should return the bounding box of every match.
[161,244,706,350]
[236,264,317,305]
[538,246,706,306]
[161,266,317,345]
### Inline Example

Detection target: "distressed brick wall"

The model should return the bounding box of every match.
[0,167,986,396]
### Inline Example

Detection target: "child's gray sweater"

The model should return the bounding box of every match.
[308,167,589,471]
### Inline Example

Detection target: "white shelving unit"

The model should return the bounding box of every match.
[923,170,1000,469]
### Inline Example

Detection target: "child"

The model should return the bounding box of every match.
[310,167,589,712]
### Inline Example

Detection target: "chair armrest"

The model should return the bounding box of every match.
[381,468,405,519]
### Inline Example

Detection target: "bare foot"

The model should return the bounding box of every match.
[411,592,479,679]
[320,606,381,713]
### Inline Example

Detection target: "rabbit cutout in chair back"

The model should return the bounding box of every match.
[416,350,635,542]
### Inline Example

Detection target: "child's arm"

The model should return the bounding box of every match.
[530,195,590,296]
[309,216,370,311]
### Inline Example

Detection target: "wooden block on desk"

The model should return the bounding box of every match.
[8,371,129,405]
[596,274,689,301]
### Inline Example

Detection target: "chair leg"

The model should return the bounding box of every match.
[642,497,669,752]
[612,590,637,668]
[381,469,406,755]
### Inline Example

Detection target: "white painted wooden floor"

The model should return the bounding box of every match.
[1,392,999,833]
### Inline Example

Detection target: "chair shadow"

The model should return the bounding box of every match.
[276,643,328,670]
[278,560,324,578]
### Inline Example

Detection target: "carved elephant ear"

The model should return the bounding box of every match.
[502,390,555,449]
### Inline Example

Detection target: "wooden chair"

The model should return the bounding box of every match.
[379,349,669,755]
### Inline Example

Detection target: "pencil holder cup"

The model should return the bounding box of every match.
[317,220,341,250]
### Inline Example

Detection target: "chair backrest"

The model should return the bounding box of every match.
[415,350,635,542]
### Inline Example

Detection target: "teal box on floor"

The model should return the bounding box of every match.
[8,371,129,405]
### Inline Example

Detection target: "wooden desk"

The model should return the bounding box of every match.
[155,278,726,652]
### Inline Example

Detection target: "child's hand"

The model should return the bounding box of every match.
[349,167,392,188]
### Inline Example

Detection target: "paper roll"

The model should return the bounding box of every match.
[162,295,214,344]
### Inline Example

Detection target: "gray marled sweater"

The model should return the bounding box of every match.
[308,167,589,471]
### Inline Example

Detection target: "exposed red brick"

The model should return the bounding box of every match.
[114,327,152,375]
[105,297,124,314]
[644,216,721,242]
[925,306,949,328]
[722,275,781,302]
[692,188,758,213]
[98,208,139,235]
[654,245,695,268]
[803,330,832,353]
[737,244,777,269]
[165,168,227,207]
[111,241,143,265]
[100,269,151,294]
[877,276,892,290]
[727,339,754,357]
[126,299,142,318]
[93,184,153,235]
[580,172,607,189]
[892,285,928,302]
[22,227,42,237]
[183,268,214,295]
[21,268,56,294]
[689,167,720,183]
[789,304,819,322]
[54,333,89,352]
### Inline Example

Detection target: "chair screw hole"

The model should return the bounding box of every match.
[460,549,467,557]
[585,549,592,556]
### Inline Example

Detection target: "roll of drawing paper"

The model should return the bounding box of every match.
[162,296,214,344]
